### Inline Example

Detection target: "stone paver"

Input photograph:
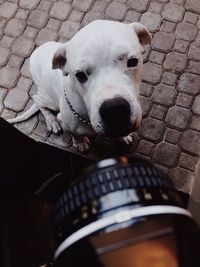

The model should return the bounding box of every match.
[164,52,188,72]
[105,2,127,21]
[162,3,185,22]
[140,12,161,32]
[4,18,26,38]
[50,2,71,20]
[1,0,200,199]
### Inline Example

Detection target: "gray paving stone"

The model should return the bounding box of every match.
[169,167,194,193]
[1,108,16,120]
[19,0,40,10]
[184,11,198,24]
[162,3,185,22]
[50,2,71,20]
[0,18,7,30]
[0,36,14,48]
[143,62,163,85]
[174,39,190,53]
[162,72,178,86]
[0,2,18,19]
[0,47,10,67]
[4,88,29,111]
[15,116,38,135]
[127,0,149,12]
[148,1,162,13]
[20,58,31,78]
[140,82,153,97]
[180,153,198,171]
[165,128,181,144]
[140,95,151,116]
[105,1,127,21]
[29,83,37,98]
[190,116,200,131]
[46,18,61,31]
[125,10,141,22]
[175,22,197,41]
[59,20,80,39]
[176,93,193,108]
[166,106,192,130]
[188,41,200,61]
[0,105,3,115]
[68,10,84,22]
[192,95,200,115]
[171,0,185,4]
[82,11,104,26]
[17,76,32,92]
[187,61,200,75]
[35,28,58,46]
[151,84,176,106]
[149,50,165,64]
[92,0,109,13]
[163,52,188,73]
[11,36,35,57]
[152,32,175,52]
[8,55,24,69]
[137,139,155,156]
[0,88,7,102]
[38,0,53,11]
[181,129,200,155]
[154,142,180,167]
[178,73,200,95]
[149,104,166,120]
[140,12,161,32]
[140,117,165,142]
[4,18,26,38]
[185,0,200,13]
[15,9,30,20]
[34,121,49,138]
[23,26,38,39]
[142,44,151,62]
[73,0,94,12]
[0,66,20,88]
[160,20,176,33]
[27,9,48,29]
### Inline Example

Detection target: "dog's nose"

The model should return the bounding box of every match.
[99,97,132,136]
[100,97,131,122]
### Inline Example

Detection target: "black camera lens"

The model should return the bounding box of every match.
[53,157,200,267]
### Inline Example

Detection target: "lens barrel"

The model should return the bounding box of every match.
[53,157,191,261]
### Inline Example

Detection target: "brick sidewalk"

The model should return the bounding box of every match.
[0,0,200,196]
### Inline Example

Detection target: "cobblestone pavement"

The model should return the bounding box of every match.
[0,0,200,196]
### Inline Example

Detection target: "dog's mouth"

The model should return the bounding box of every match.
[101,120,139,138]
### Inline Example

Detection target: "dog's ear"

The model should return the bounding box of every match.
[52,46,67,70]
[131,23,152,47]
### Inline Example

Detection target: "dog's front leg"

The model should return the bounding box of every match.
[40,107,63,134]
[118,134,133,146]
[72,135,91,153]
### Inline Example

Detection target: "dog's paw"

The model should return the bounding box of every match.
[72,136,91,153]
[120,134,133,146]
[46,117,63,134]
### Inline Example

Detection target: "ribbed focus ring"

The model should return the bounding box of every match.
[55,163,174,219]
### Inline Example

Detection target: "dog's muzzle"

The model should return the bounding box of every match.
[99,97,134,137]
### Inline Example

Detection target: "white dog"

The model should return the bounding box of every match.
[8,20,151,152]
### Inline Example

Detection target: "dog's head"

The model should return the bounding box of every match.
[52,20,151,137]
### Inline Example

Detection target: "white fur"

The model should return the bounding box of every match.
[7,20,151,152]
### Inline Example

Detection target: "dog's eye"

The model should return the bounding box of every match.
[127,57,138,68]
[75,71,88,83]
